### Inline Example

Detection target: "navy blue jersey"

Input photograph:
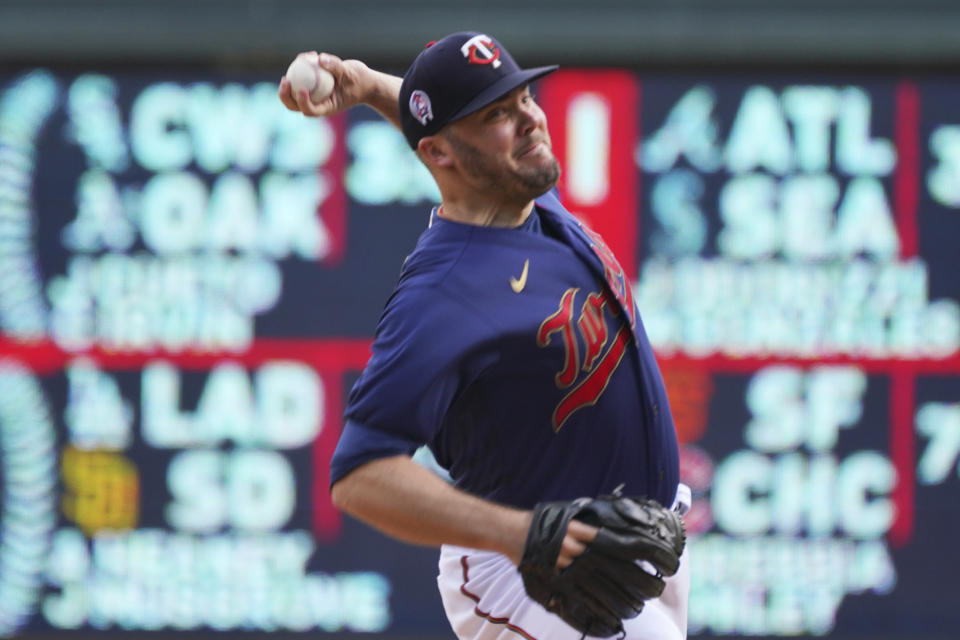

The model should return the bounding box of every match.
[331,191,679,509]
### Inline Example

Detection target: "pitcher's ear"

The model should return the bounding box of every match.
[418,135,454,168]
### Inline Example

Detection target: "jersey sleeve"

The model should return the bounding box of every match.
[330,284,492,486]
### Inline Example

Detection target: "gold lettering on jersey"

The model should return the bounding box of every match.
[510,259,530,293]
[553,325,630,431]
[537,287,579,387]
[538,287,630,431]
[578,291,612,371]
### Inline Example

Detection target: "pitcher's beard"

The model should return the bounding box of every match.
[445,132,561,199]
[515,154,561,195]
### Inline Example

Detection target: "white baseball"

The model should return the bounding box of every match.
[285,53,335,103]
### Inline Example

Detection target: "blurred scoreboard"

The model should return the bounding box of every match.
[0,67,957,639]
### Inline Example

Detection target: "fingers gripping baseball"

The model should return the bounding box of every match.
[277,52,369,118]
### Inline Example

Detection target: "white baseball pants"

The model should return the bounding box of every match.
[436,486,691,640]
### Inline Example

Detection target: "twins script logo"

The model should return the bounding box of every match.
[409,90,433,126]
[460,35,502,68]
[537,287,631,431]
[537,224,638,431]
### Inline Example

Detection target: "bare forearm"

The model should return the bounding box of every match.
[331,455,532,564]
[357,68,403,130]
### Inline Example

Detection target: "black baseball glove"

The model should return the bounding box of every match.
[517,492,686,638]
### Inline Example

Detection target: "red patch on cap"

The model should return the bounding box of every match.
[425,40,437,48]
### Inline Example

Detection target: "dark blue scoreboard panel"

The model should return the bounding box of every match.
[0,68,957,639]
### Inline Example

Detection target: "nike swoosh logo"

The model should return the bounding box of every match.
[510,259,529,293]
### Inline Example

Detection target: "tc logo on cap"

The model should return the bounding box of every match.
[409,90,434,126]
[460,34,502,68]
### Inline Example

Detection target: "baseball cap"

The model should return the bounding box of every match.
[399,32,558,149]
